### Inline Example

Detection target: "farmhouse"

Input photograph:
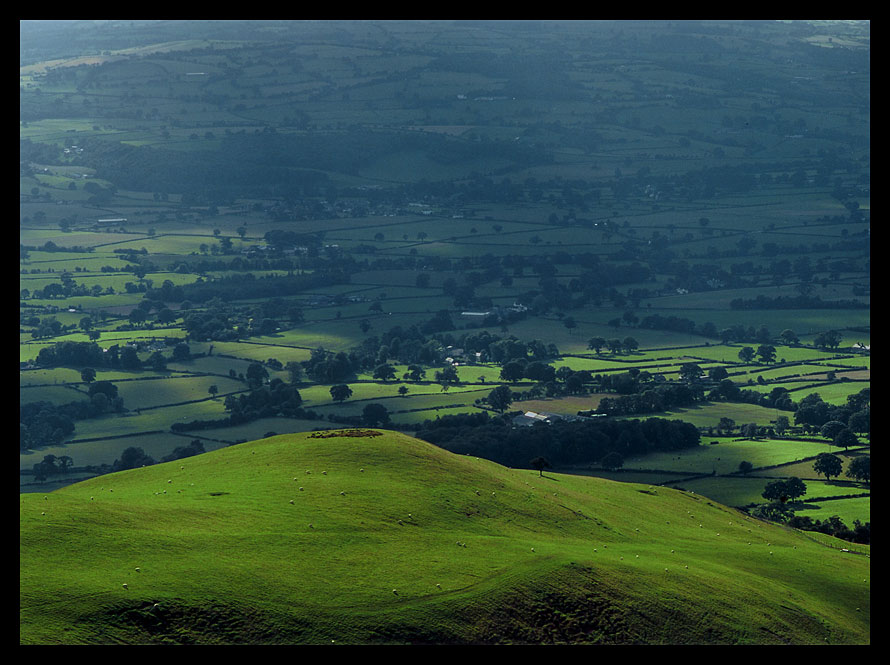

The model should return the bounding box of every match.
[513,410,598,427]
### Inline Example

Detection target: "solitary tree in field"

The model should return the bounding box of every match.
[330,384,353,403]
[813,453,843,481]
[487,384,513,413]
[530,456,552,477]
[738,346,755,363]
[756,344,776,364]
[833,427,858,451]
[738,460,753,475]
[80,367,97,384]
[208,385,218,399]
[847,456,870,485]
[373,363,396,382]
[398,385,409,397]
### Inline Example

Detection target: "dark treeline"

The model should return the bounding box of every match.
[730,295,869,310]
[786,515,870,545]
[160,269,352,305]
[415,413,700,469]
[20,382,125,452]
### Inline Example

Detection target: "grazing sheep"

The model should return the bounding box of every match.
[135,567,141,572]
[122,583,128,589]
[289,500,294,504]
[167,480,172,484]
[322,471,327,475]
[360,469,364,472]
[436,584,441,589]
[531,548,535,552]
[300,487,304,491]
[340,491,345,496]
[392,590,398,595]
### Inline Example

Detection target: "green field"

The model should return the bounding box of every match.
[20,430,870,645]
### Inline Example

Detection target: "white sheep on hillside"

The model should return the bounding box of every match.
[122,583,128,589]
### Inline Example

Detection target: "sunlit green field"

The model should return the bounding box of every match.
[20,430,870,645]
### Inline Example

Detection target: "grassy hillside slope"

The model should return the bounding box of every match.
[20,429,869,645]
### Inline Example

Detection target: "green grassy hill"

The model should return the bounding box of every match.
[20,429,869,645]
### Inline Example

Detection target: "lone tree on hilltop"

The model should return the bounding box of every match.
[813,453,843,481]
[530,456,552,477]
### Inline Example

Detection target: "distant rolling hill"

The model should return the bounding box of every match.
[20,429,869,644]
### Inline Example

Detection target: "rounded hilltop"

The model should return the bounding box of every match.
[21,429,869,645]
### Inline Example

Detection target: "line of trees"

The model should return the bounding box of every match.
[415,414,700,470]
